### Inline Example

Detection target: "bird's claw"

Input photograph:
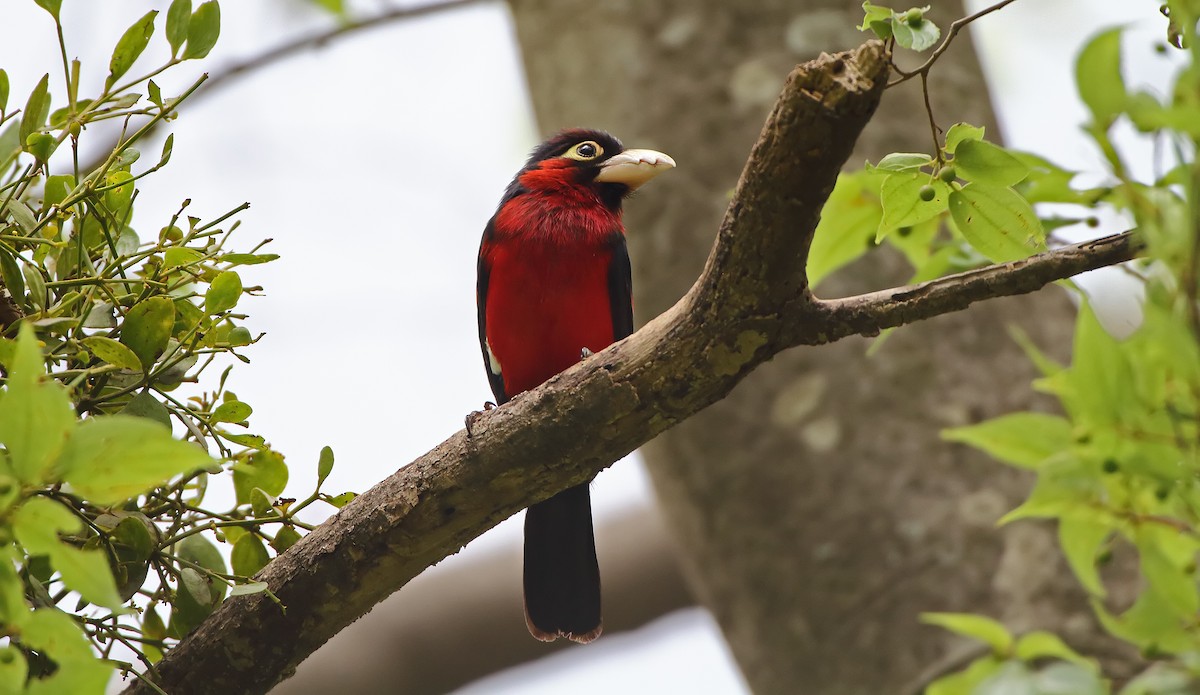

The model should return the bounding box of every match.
[465,401,497,439]
[580,347,594,361]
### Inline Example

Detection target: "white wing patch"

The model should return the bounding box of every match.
[485,339,503,377]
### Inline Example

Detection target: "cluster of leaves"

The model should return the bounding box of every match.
[0,2,352,692]
[811,2,1200,694]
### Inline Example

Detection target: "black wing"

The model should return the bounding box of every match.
[607,236,634,341]
[477,218,509,404]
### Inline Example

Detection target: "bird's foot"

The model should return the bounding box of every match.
[465,401,497,439]
[580,347,594,361]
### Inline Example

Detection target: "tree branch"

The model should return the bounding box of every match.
[121,41,1141,694]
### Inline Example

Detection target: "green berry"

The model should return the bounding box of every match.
[937,166,957,183]
[918,184,936,202]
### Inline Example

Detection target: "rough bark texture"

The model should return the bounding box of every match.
[120,38,1141,694]
[509,1,1130,692]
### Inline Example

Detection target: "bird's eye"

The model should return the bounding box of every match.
[563,141,603,161]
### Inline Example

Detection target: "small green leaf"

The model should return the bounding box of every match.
[229,581,269,597]
[1076,28,1126,124]
[43,174,75,208]
[113,516,156,563]
[317,445,334,487]
[921,612,1013,654]
[1058,518,1109,597]
[944,122,985,154]
[163,247,203,269]
[183,1,221,60]
[892,14,940,52]
[221,253,280,266]
[272,526,302,553]
[249,487,275,517]
[233,449,288,504]
[0,324,75,484]
[1140,540,1199,615]
[120,296,175,368]
[878,173,949,238]
[0,248,23,302]
[1014,631,1095,669]
[32,0,62,20]
[212,400,252,423]
[81,336,142,371]
[326,491,357,509]
[59,415,211,504]
[808,171,883,287]
[158,133,174,168]
[120,391,172,428]
[873,152,932,172]
[18,74,50,151]
[168,568,216,638]
[21,608,113,694]
[147,79,162,108]
[948,184,1046,262]
[0,70,7,114]
[166,0,192,57]
[205,270,242,314]
[953,139,1031,187]
[106,11,158,89]
[103,170,135,214]
[231,534,270,577]
[857,2,894,39]
[942,412,1071,469]
[177,534,226,577]
[21,264,46,309]
[927,655,1004,695]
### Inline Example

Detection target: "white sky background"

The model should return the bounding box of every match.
[0,0,1172,692]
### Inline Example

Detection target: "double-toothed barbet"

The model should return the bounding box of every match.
[476,129,675,642]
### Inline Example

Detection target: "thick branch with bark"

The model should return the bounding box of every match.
[123,42,1141,695]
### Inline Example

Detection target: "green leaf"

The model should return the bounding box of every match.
[18,74,50,152]
[1032,662,1105,695]
[233,449,288,504]
[974,661,1035,695]
[205,270,242,314]
[1058,518,1109,597]
[168,567,217,638]
[221,253,280,266]
[944,122,985,154]
[212,399,251,423]
[0,70,7,114]
[0,647,28,694]
[166,0,192,57]
[892,14,940,52]
[1076,28,1126,125]
[13,498,124,610]
[21,264,46,309]
[0,248,23,302]
[1014,631,1095,669]
[21,608,113,694]
[158,132,174,168]
[106,11,158,89]
[921,612,1013,654]
[58,416,211,504]
[857,2,894,39]
[119,391,173,428]
[231,534,270,577]
[927,656,1005,695]
[120,296,175,368]
[249,487,275,517]
[0,324,75,484]
[43,174,75,208]
[113,516,156,563]
[1139,540,1199,616]
[32,0,62,20]
[271,526,302,553]
[808,171,883,286]
[326,491,357,509]
[177,534,226,577]
[229,580,269,597]
[81,336,142,371]
[948,184,1046,262]
[873,152,932,172]
[183,1,221,60]
[317,445,334,488]
[878,173,949,238]
[942,412,1071,469]
[163,247,203,269]
[953,140,1030,187]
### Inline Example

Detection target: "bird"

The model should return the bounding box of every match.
[476,129,675,642]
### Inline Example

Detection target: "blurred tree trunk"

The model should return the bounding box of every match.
[509,2,1116,691]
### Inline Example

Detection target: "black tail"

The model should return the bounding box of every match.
[523,484,602,643]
